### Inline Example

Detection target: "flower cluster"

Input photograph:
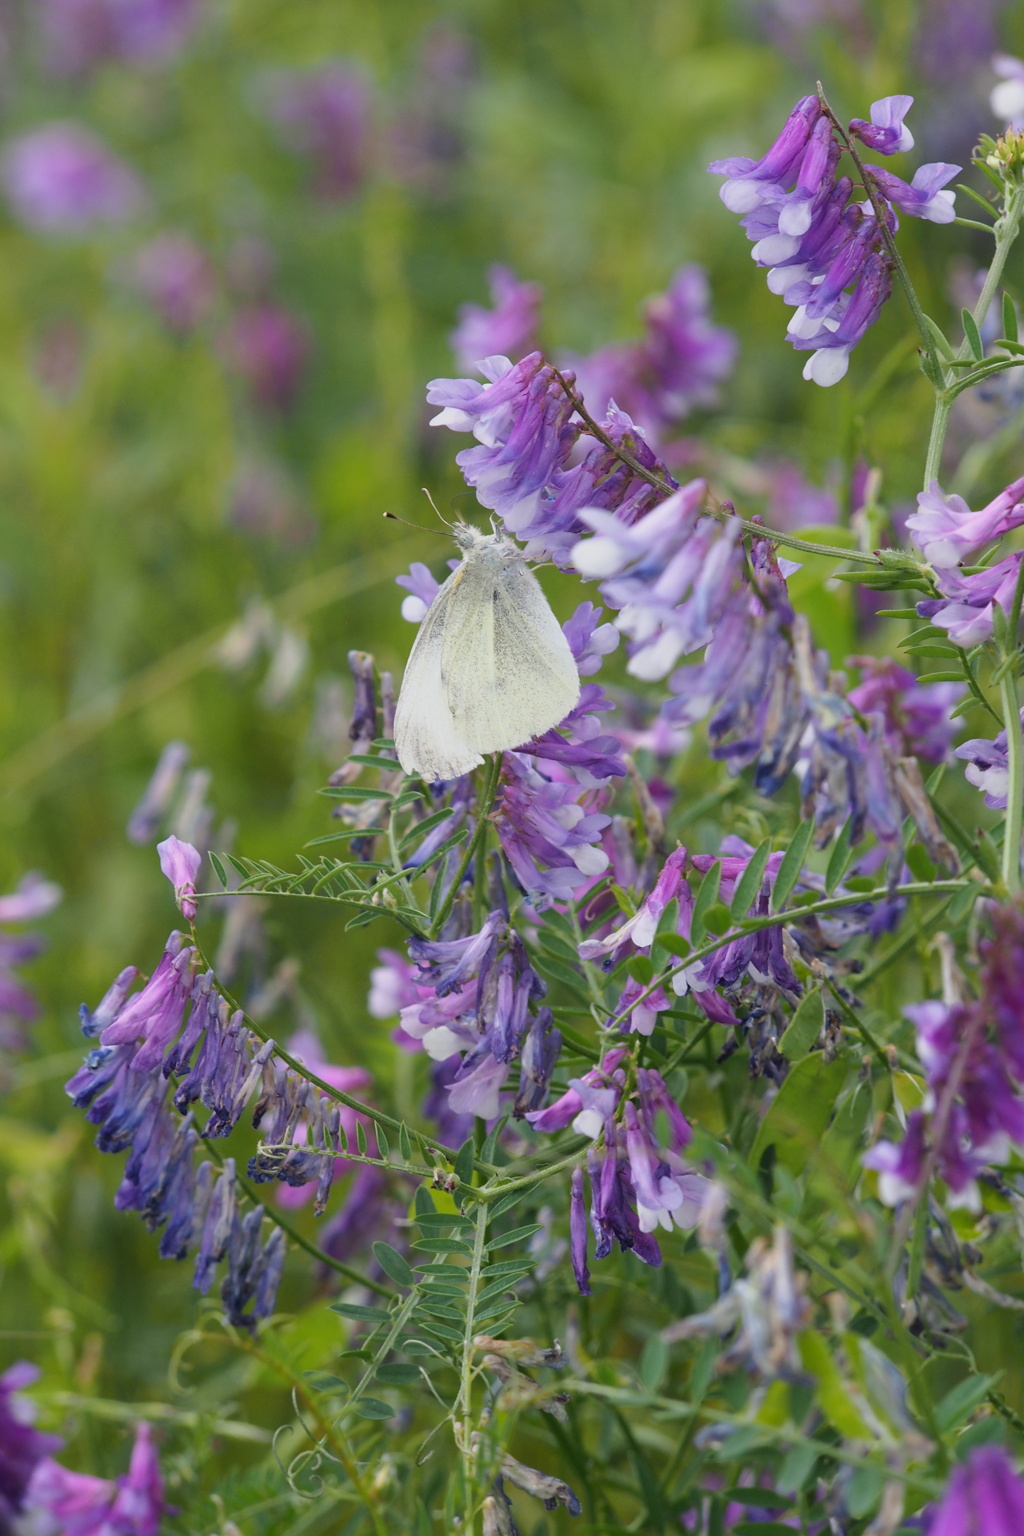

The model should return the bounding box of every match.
[450,265,542,372]
[1,123,146,235]
[63,845,389,1323]
[427,353,676,566]
[263,62,373,202]
[709,93,957,384]
[392,908,560,1121]
[865,908,1024,1210]
[26,1421,166,1536]
[37,0,201,77]
[558,1066,709,1291]
[910,475,1024,646]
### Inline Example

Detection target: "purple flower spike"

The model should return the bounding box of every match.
[924,1445,1024,1535]
[917,550,1023,647]
[848,95,915,156]
[908,476,1024,565]
[133,233,216,334]
[0,872,62,924]
[451,265,542,372]
[867,161,960,223]
[157,835,202,921]
[25,1420,166,1536]
[2,123,145,233]
[127,740,190,845]
[265,62,372,202]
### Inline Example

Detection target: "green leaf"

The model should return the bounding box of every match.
[375,1362,422,1385]
[413,1238,474,1255]
[691,861,721,945]
[453,1137,475,1189]
[825,815,856,895]
[480,1116,507,1166]
[846,1463,884,1519]
[320,784,394,802]
[488,1189,529,1221]
[776,1442,818,1495]
[353,1397,394,1420]
[416,1320,465,1346]
[626,954,654,985]
[398,808,454,851]
[962,307,984,360]
[376,1126,389,1159]
[653,932,691,960]
[372,1242,415,1288]
[639,1334,668,1392]
[302,1371,349,1394]
[486,1223,543,1250]
[916,670,968,683]
[920,312,956,360]
[935,1372,1000,1433]
[798,1331,873,1439]
[399,1123,412,1162]
[771,819,814,912]
[730,838,772,919]
[778,989,824,1061]
[208,851,228,888]
[330,1303,389,1323]
[724,1490,793,1511]
[1004,290,1019,345]
[703,901,732,937]
[749,1054,844,1177]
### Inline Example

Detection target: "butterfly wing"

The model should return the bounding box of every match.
[394,569,485,781]
[440,550,580,752]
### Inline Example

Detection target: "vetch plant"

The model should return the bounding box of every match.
[22,76,1024,1536]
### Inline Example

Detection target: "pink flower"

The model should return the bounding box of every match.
[156,834,201,920]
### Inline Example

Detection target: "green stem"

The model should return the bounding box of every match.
[430,753,503,938]
[457,1199,490,1532]
[922,184,1024,489]
[999,662,1023,896]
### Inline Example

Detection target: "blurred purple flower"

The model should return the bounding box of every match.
[847,656,963,763]
[923,1445,1024,1535]
[132,232,216,333]
[388,26,476,195]
[26,1421,165,1536]
[38,0,201,76]
[0,874,61,1055]
[2,123,146,234]
[127,741,190,845]
[0,1362,62,1530]
[224,303,309,412]
[265,62,372,202]
[225,456,316,547]
[992,53,1024,127]
[570,266,736,439]
[451,265,542,371]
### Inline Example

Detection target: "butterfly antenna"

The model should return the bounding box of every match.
[421,487,455,530]
[382,511,440,534]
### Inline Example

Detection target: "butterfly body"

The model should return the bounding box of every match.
[394,526,580,782]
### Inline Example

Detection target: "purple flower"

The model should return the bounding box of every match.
[866,161,960,223]
[25,1421,165,1536]
[863,1109,928,1205]
[224,303,309,412]
[127,741,190,844]
[2,124,145,234]
[710,92,956,385]
[98,930,195,1071]
[0,873,62,924]
[38,0,201,76]
[132,233,216,333]
[396,560,442,622]
[570,1167,590,1295]
[157,835,202,921]
[908,475,1024,564]
[847,657,963,763]
[495,755,612,900]
[0,1362,63,1529]
[525,1048,628,1135]
[924,1445,1024,1535]
[386,26,476,196]
[451,265,542,372]
[848,94,915,155]
[955,714,1020,807]
[265,62,372,202]
[578,845,689,964]
[572,480,747,682]
[428,352,579,530]
[917,550,1023,647]
[709,95,823,214]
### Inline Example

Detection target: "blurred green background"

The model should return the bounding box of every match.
[2,0,1024,1526]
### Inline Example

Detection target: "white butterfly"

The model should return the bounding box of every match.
[394,525,580,782]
